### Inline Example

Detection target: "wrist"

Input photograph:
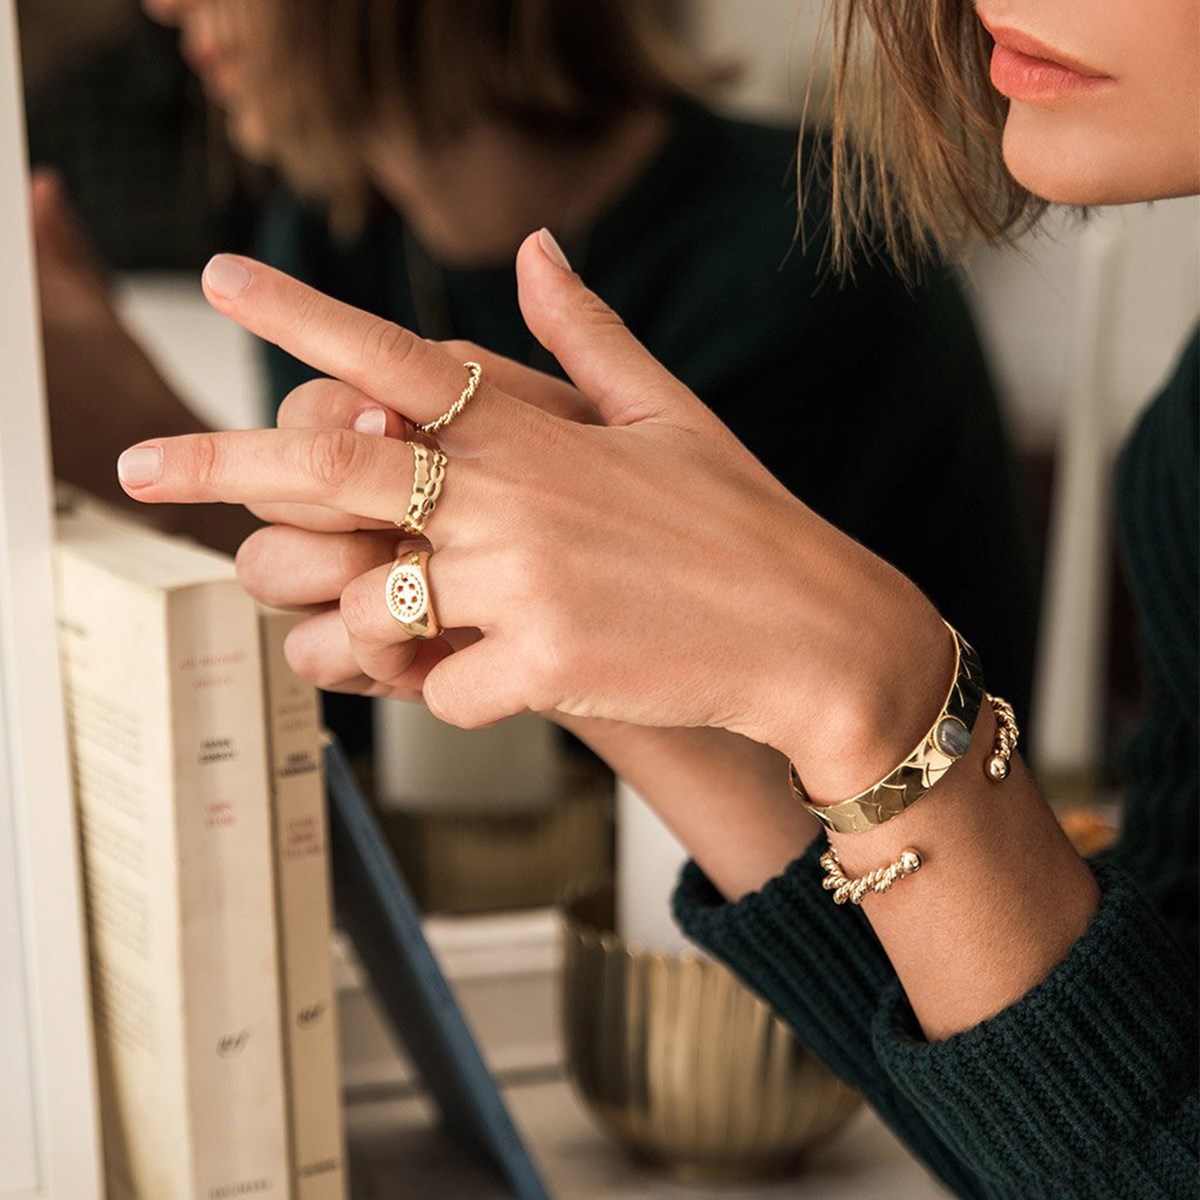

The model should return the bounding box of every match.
[774,586,952,803]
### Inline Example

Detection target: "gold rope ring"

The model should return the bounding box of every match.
[417,361,483,435]
[397,442,447,537]
[384,550,440,639]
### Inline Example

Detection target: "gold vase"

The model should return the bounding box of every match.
[560,882,861,1183]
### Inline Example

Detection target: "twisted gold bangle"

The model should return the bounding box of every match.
[986,695,1019,781]
[819,845,922,906]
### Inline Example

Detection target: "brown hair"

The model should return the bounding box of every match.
[223,0,696,228]
[807,0,1046,275]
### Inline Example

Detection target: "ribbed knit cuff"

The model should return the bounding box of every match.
[870,863,1199,1188]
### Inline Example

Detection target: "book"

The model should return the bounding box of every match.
[324,738,550,1200]
[258,608,346,1200]
[55,504,291,1200]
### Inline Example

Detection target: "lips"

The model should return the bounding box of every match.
[978,16,1114,104]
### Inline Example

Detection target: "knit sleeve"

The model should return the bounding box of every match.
[673,857,1199,1199]
[871,864,1197,1197]
[673,842,984,1199]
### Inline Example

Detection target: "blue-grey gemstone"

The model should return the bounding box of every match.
[934,716,972,758]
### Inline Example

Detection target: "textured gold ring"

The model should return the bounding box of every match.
[384,550,440,639]
[397,442,447,536]
[417,361,483,435]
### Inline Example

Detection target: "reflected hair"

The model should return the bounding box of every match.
[222,0,697,231]
[807,0,1047,276]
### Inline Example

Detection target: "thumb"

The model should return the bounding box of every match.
[515,228,708,429]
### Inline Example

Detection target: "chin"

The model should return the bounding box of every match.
[1001,105,1200,206]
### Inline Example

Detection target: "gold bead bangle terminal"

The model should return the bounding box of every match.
[819,845,923,906]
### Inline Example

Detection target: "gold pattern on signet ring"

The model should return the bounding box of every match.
[385,551,440,639]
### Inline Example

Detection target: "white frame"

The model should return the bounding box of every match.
[0,0,102,1194]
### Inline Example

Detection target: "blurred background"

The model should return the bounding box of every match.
[20,2,1197,1195]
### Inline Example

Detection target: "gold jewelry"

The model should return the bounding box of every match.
[384,550,440,639]
[819,845,922,905]
[790,622,985,835]
[985,694,1019,781]
[416,361,483,435]
[397,442,447,536]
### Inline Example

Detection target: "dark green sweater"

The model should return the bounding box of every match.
[674,332,1200,1199]
[255,100,1039,753]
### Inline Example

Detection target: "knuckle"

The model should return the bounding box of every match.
[276,378,339,428]
[339,578,380,639]
[302,427,363,493]
[282,625,326,687]
[576,288,626,330]
[189,432,223,490]
[492,541,555,612]
[423,666,495,731]
[335,533,373,586]
[361,319,415,373]
[234,530,270,597]
[522,616,573,696]
[421,673,464,728]
[291,287,328,338]
[440,338,482,362]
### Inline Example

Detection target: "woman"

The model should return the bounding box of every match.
[116,0,1197,1195]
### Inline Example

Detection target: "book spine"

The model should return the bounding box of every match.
[259,610,346,1200]
[57,555,192,1199]
[169,583,292,1200]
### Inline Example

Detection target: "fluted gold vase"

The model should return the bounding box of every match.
[561,883,860,1183]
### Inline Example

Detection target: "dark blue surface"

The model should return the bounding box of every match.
[325,739,551,1200]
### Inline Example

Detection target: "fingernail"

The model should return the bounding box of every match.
[203,254,251,299]
[117,445,163,488]
[352,407,388,436]
[537,227,572,271]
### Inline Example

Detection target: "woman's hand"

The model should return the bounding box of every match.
[234,340,821,898]
[117,233,949,798]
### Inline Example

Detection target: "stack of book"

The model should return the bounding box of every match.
[54,498,346,1200]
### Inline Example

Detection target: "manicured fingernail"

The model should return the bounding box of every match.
[352,407,388,436]
[537,227,572,271]
[203,254,251,298]
[117,445,163,488]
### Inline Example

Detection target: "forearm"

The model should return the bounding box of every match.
[556,716,818,901]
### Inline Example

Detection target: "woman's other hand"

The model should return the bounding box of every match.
[117,235,949,799]
[32,168,258,554]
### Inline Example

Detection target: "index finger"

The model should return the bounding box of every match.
[201,254,528,444]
